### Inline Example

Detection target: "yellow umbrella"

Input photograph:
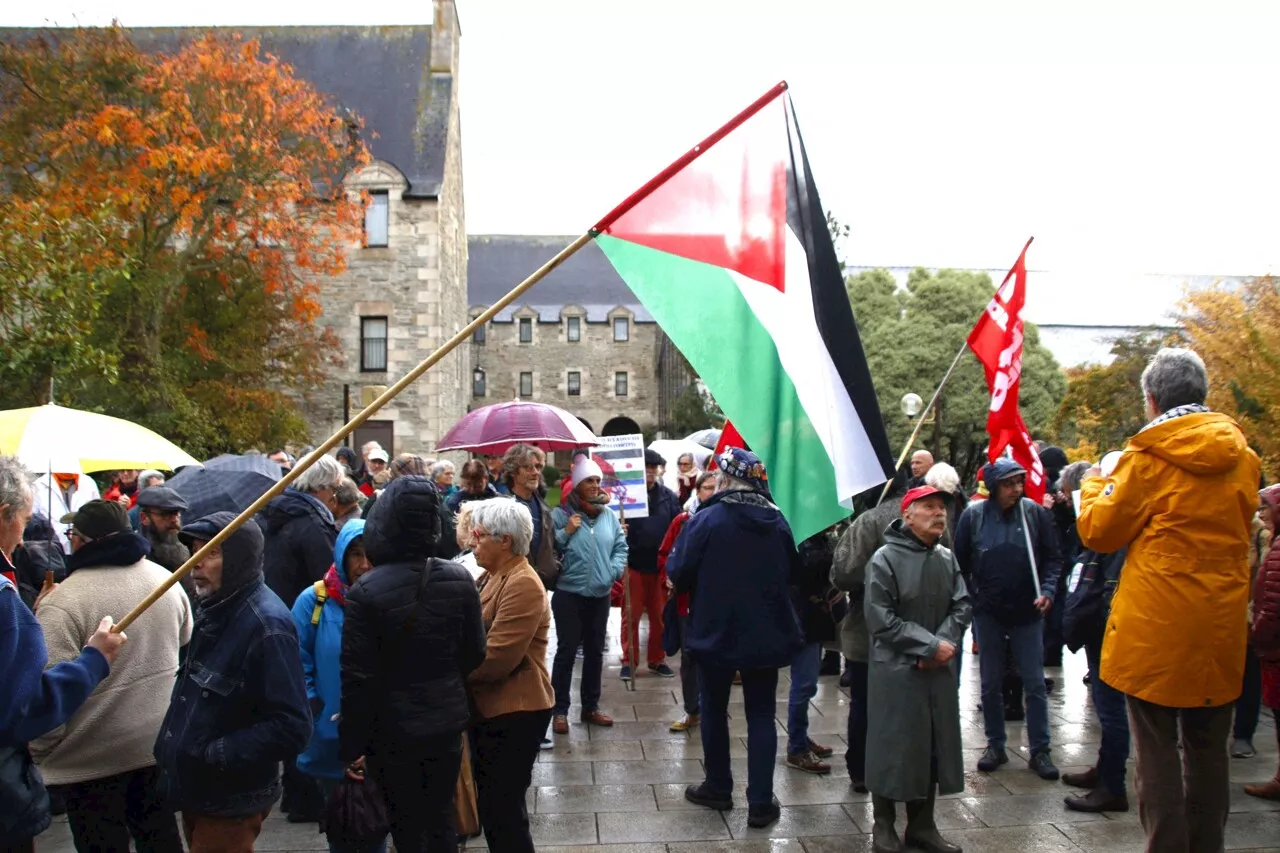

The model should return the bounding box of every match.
[0,404,202,473]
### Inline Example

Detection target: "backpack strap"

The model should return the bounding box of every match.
[310,580,327,626]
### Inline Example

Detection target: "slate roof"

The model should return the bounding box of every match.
[468,235,654,323]
[0,26,449,198]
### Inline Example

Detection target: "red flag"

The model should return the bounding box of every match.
[705,421,747,470]
[968,238,1046,503]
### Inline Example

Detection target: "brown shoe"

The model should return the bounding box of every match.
[786,750,831,775]
[1244,777,1280,801]
[807,739,834,759]
[580,710,613,727]
[552,715,569,735]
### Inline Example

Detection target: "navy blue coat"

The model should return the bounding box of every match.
[667,490,804,670]
[626,483,682,574]
[154,575,311,817]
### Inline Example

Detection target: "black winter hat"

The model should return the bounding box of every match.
[644,449,666,468]
[60,500,131,540]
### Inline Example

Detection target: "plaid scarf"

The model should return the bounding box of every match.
[1140,403,1211,432]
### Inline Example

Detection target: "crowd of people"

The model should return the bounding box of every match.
[2,345,1279,853]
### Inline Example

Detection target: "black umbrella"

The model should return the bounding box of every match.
[168,454,281,522]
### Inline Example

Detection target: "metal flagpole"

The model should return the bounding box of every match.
[1018,499,1042,603]
[115,232,594,632]
[876,344,968,505]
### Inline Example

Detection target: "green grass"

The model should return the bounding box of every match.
[545,487,562,508]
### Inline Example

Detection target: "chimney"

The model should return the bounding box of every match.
[431,0,458,74]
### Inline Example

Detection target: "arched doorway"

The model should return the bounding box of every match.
[577,417,593,433]
[602,416,641,437]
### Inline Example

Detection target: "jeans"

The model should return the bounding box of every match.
[1235,644,1262,741]
[1085,642,1130,796]
[787,642,822,754]
[472,709,552,853]
[369,739,462,853]
[626,571,667,667]
[845,661,869,781]
[315,778,389,853]
[181,809,271,853]
[59,766,183,853]
[974,612,1050,752]
[1127,695,1233,853]
[551,591,610,715]
[677,614,700,716]
[699,663,779,807]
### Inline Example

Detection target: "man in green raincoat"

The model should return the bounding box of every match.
[865,485,972,853]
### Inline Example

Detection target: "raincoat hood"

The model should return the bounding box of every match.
[1127,411,1248,477]
[699,489,780,535]
[333,519,366,585]
[982,458,1027,490]
[363,476,441,566]
[883,519,941,554]
[259,489,334,535]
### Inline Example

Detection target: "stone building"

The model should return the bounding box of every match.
[467,235,695,439]
[120,3,469,455]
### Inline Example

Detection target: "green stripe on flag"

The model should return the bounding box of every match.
[595,234,850,540]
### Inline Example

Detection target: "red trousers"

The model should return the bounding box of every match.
[623,571,666,667]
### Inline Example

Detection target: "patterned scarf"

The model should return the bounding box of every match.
[1140,403,1211,432]
[323,565,348,608]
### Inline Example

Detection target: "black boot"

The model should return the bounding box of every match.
[904,788,962,853]
[871,795,902,853]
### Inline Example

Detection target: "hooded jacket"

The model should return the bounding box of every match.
[954,458,1063,626]
[666,489,804,670]
[292,520,365,780]
[259,489,337,607]
[339,477,486,762]
[625,482,682,574]
[1079,411,1262,708]
[1250,485,1280,662]
[154,515,311,817]
[551,501,628,598]
[31,533,193,785]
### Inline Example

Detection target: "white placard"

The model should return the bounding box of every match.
[591,434,649,519]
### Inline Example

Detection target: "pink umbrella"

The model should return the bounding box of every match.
[436,401,600,455]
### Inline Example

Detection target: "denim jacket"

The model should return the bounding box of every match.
[154,577,312,817]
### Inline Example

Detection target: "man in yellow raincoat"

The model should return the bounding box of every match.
[1078,347,1260,853]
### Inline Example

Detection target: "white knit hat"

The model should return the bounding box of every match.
[571,456,604,489]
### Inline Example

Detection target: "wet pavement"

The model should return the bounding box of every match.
[35,611,1280,852]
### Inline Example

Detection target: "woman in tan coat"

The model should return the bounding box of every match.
[466,499,554,853]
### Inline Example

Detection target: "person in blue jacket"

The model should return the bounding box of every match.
[291,519,387,853]
[0,455,128,850]
[548,457,628,737]
[667,448,803,830]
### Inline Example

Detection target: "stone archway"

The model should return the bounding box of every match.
[602,416,641,437]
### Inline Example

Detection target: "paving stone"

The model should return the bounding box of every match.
[594,759,708,784]
[539,740,645,762]
[842,797,984,833]
[1231,784,1280,813]
[590,721,695,742]
[540,846,666,853]
[961,792,1108,828]
[723,804,858,840]
[597,809,731,843]
[1055,819,1148,853]
[669,840,809,853]
[939,823,1083,852]
[1227,812,1280,849]
[529,812,600,846]
[537,784,658,813]
[798,834,877,853]
[533,760,597,786]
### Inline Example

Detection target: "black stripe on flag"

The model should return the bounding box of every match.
[781,99,896,482]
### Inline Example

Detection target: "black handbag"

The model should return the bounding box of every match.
[322,773,390,844]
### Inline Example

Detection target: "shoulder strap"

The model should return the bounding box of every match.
[310,580,327,626]
[402,559,435,634]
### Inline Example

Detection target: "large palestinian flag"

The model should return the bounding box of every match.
[591,82,894,540]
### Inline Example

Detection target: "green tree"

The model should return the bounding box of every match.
[667,382,725,437]
[849,267,1066,484]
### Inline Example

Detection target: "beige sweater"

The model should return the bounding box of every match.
[31,558,193,784]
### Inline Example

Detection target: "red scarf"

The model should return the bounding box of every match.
[323,565,348,608]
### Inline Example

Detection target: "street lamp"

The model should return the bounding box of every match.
[901,392,923,419]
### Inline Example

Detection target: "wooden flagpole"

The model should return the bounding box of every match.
[114,232,594,632]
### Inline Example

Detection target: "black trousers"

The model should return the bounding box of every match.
[282,757,325,819]
[472,709,552,853]
[369,737,462,853]
[58,766,184,853]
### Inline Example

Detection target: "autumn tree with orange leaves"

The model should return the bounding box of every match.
[0,27,369,455]
[1180,276,1280,477]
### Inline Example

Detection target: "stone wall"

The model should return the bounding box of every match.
[468,310,660,438]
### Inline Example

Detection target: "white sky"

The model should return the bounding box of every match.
[5,1,1280,305]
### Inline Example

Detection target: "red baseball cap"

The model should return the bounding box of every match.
[901,485,950,513]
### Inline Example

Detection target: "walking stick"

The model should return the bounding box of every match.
[113,233,594,632]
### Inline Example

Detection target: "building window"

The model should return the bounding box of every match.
[472,368,486,398]
[364,191,389,247]
[473,321,486,345]
[519,318,533,343]
[613,317,629,342]
[360,316,388,372]
[567,371,581,396]
[566,316,581,342]
[519,372,533,397]
[615,371,628,397]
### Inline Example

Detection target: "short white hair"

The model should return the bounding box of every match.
[469,498,533,557]
[294,454,344,494]
[138,469,165,488]
[1141,347,1209,412]
[714,470,754,493]
[924,462,960,495]
[430,460,455,480]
